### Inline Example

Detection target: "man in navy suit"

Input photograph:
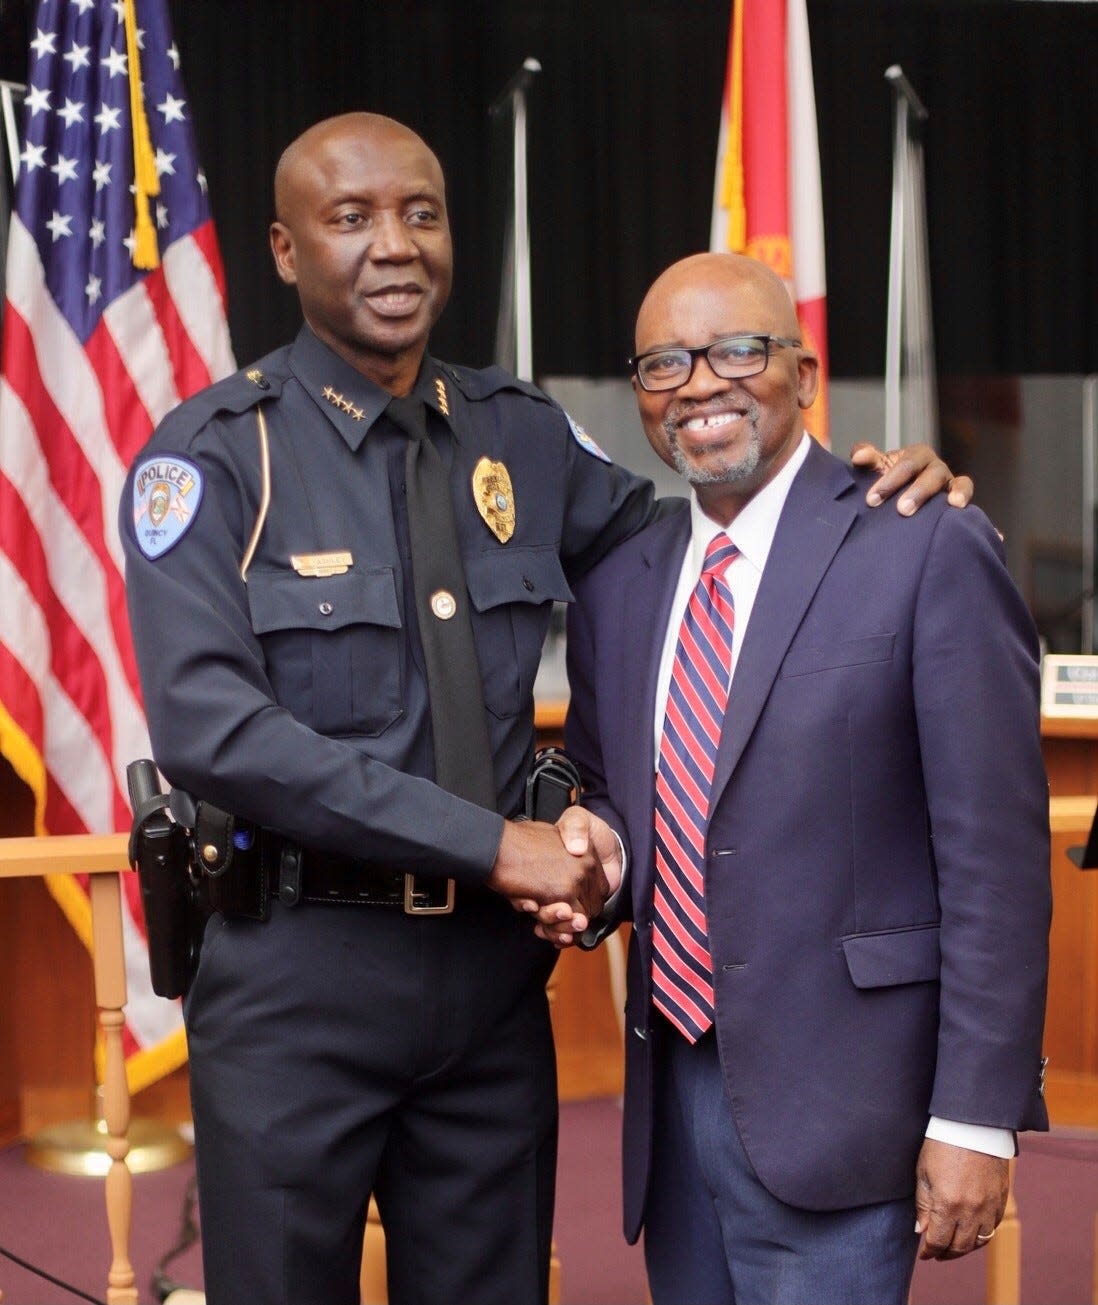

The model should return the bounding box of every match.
[542,252,1051,1304]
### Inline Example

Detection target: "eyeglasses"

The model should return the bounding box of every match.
[628,334,802,393]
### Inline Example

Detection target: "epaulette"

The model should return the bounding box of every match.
[153,348,292,442]
[436,361,556,407]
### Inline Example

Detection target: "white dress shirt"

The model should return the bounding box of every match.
[649,433,1012,1160]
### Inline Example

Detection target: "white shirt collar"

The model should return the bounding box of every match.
[686,432,812,571]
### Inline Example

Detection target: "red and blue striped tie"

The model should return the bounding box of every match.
[652,533,739,1042]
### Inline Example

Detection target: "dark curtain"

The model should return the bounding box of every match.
[811,0,1098,378]
[1,0,1095,377]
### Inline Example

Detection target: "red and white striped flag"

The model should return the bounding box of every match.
[710,0,829,444]
[0,0,234,1092]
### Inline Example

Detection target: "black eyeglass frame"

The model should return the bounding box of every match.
[628,334,803,393]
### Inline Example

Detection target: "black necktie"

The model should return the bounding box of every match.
[386,395,497,810]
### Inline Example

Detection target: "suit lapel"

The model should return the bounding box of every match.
[709,443,859,807]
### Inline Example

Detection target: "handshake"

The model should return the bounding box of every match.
[486,809,623,948]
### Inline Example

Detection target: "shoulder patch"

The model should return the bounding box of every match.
[566,412,612,463]
[132,455,204,559]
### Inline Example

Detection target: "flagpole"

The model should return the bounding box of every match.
[1,81,25,186]
[490,57,540,382]
[1084,376,1098,652]
[1,80,24,332]
[884,65,936,452]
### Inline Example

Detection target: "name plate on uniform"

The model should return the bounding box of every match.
[1042,654,1098,717]
[291,551,353,578]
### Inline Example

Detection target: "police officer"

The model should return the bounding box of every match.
[121,113,967,1305]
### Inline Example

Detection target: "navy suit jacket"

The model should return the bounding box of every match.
[564,439,1051,1241]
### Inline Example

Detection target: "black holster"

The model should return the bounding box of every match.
[525,746,581,823]
[126,760,211,1000]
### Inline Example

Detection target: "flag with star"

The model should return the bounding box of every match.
[0,0,234,1091]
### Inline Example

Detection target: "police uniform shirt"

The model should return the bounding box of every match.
[121,324,660,882]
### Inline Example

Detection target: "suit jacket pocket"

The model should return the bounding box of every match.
[840,923,940,989]
[781,633,896,678]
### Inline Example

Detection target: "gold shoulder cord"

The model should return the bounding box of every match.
[239,406,271,582]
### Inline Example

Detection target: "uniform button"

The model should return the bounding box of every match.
[522,576,534,591]
[318,601,333,616]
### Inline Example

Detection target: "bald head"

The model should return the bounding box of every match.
[268,112,453,393]
[274,113,444,224]
[635,252,801,356]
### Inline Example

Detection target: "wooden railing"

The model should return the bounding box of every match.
[0,834,137,1305]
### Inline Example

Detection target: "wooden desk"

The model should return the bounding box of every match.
[1046,793,1098,1125]
[1042,714,1098,796]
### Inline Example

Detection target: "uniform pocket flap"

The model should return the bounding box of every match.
[782,633,895,678]
[247,567,401,634]
[840,923,940,989]
[465,546,575,613]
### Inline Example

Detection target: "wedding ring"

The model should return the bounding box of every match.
[976,1229,997,1243]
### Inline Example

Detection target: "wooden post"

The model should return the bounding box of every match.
[0,834,136,1305]
[90,871,138,1304]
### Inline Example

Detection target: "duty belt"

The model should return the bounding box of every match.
[274,842,456,915]
[200,830,456,920]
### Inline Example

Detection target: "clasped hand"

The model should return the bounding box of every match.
[487,808,622,940]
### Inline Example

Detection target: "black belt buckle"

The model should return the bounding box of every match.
[403,873,455,915]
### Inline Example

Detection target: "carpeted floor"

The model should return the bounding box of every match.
[1,1103,1096,1304]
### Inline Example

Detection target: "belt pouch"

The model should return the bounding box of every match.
[197,803,269,921]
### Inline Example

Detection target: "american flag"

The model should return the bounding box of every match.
[0,0,234,1090]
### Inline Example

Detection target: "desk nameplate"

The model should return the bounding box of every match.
[1042,655,1098,718]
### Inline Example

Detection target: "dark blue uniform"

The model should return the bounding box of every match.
[120,325,661,1305]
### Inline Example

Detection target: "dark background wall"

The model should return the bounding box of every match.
[1,0,1096,379]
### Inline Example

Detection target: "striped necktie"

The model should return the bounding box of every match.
[652,532,739,1042]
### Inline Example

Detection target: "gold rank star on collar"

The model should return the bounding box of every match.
[321,385,365,421]
[434,376,449,416]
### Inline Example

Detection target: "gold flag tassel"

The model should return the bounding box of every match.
[124,0,161,270]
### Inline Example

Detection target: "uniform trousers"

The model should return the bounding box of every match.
[644,1026,919,1305]
[184,891,559,1305]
